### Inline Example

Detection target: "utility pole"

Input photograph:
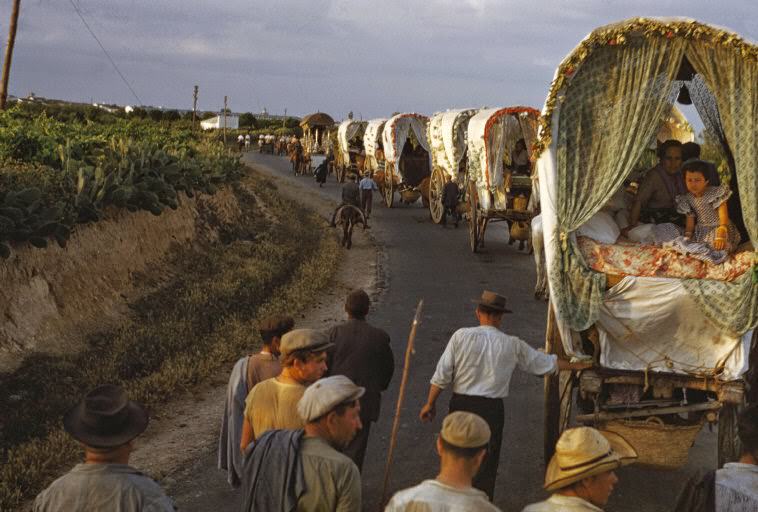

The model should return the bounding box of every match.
[283,107,287,128]
[223,95,228,145]
[0,0,22,110]
[192,85,198,131]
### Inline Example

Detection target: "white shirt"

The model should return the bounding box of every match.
[430,326,557,398]
[359,177,378,191]
[522,494,603,512]
[715,463,758,512]
[385,479,501,512]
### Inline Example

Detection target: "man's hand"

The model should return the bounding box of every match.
[419,402,436,423]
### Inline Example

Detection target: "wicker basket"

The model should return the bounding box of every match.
[601,416,703,470]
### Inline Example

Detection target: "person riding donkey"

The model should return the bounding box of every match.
[330,174,368,229]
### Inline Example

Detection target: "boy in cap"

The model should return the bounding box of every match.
[240,375,364,512]
[359,171,378,219]
[34,385,175,512]
[385,411,501,512]
[522,426,637,512]
[218,315,294,487]
[240,328,332,450]
[420,290,591,500]
[327,288,394,471]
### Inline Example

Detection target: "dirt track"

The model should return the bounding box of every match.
[152,152,716,512]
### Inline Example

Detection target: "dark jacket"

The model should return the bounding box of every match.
[341,182,361,207]
[327,318,394,423]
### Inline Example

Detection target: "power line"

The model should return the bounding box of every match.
[68,0,143,105]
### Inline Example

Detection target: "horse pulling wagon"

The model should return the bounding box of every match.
[464,107,540,252]
[379,113,432,208]
[537,17,758,471]
[427,109,478,224]
[335,120,367,182]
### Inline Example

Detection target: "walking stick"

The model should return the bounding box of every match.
[380,299,424,510]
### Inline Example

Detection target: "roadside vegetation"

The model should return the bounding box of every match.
[0,104,341,509]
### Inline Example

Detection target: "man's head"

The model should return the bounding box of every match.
[436,412,491,478]
[259,315,295,356]
[280,329,333,384]
[349,174,358,182]
[63,385,149,462]
[681,141,701,161]
[472,290,511,327]
[345,289,370,320]
[545,427,637,507]
[657,139,683,174]
[298,375,365,450]
[738,404,758,462]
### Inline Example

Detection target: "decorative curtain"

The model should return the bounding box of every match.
[680,43,758,336]
[550,35,688,330]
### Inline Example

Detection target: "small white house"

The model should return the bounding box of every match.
[200,115,239,130]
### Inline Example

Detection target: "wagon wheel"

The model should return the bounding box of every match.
[429,168,445,224]
[544,303,575,463]
[383,167,394,208]
[467,182,479,252]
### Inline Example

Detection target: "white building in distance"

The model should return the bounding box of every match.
[200,115,239,130]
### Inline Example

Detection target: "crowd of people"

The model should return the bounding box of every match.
[32,287,758,511]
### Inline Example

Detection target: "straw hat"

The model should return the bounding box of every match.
[544,427,637,492]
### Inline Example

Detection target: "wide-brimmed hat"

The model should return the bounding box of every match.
[544,427,637,492]
[472,290,512,313]
[63,385,149,448]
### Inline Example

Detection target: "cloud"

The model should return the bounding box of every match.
[1,0,755,117]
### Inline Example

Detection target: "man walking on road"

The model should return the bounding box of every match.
[327,289,394,471]
[359,171,379,219]
[419,290,592,501]
[522,427,637,512]
[240,328,332,450]
[239,375,365,512]
[385,411,501,512]
[34,385,175,512]
[218,315,293,487]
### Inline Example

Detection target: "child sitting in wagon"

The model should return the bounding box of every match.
[655,159,741,264]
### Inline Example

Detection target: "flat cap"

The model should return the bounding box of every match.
[440,411,491,448]
[279,328,333,358]
[297,375,365,422]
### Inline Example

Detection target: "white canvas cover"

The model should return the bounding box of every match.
[337,120,367,167]
[428,109,478,179]
[467,108,530,212]
[363,119,387,171]
[381,113,431,181]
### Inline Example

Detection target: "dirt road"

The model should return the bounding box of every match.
[162,152,716,511]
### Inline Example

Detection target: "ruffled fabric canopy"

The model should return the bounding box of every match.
[381,113,430,182]
[363,119,387,172]
[337,120,367,167]
[428,109,478,179]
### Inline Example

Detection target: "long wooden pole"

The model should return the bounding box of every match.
[380,299,424,509]
[0,0,21,110]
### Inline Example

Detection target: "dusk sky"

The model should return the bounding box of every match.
[2,1,756,120]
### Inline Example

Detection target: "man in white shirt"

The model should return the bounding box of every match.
[522,427,637,512]
[386,411,501,512]
[419,290,591,500]
[358,172,378,220]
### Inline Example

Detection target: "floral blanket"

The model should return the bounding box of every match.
[578,236,753,282]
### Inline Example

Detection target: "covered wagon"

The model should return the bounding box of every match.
[299,112,335,155]
[335,119,368,182]
[465,107,540,252]
[380,113,432,208]
[537,17,757,471]
[363,118,388,175]
[427,109,478,224]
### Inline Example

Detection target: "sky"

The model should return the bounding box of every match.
[1,0,756,120]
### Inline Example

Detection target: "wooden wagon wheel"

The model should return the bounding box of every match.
[429,168,445,224]
[467,182,479,252]
[718,402,744,467]
[383,166,394,208]
[544,304,575,464]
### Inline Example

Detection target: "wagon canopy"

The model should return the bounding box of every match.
[467,107,540,212]
[381,113,431,181]
[428,109,478,179]
[536,17,758,357]
[363,119,387,171]
[300,112,335,153]
[337,120,367,167]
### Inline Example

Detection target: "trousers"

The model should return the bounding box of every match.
[449,393,505,501]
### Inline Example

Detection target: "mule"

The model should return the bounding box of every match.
[335,205,366,250]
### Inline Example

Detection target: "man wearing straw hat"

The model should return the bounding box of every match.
[34,385,175,511]
[386,411,501,511]
[420,290,591,501]
[522,426,637,511]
